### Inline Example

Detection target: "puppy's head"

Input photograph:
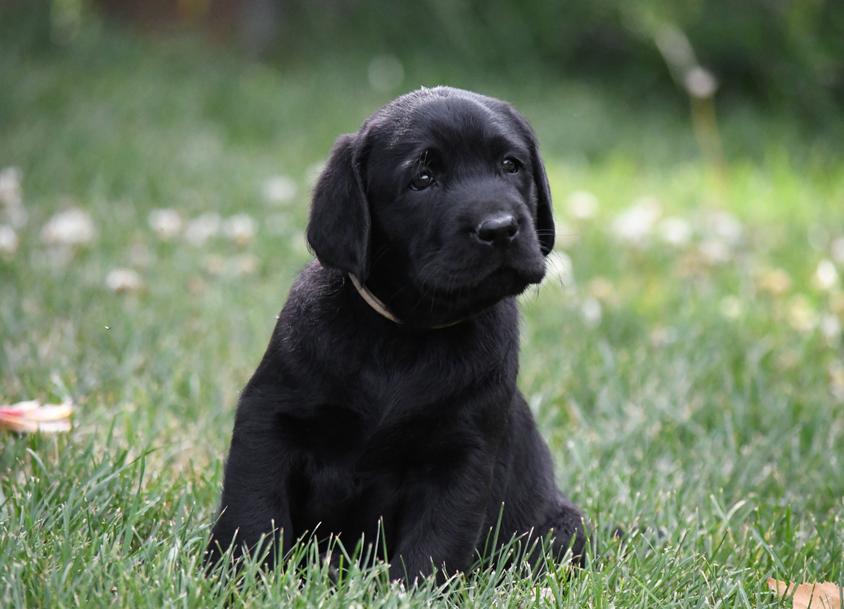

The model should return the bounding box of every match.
[307,86,554,326]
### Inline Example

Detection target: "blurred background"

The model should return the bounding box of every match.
[3,0,844,174]
[7,0,844,112]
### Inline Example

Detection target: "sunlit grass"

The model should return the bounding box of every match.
[1,26,843,608]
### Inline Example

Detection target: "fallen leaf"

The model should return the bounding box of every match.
[768,578,843,609]
[0,400,73,433]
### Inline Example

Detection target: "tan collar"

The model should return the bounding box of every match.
[348,274,403,324]
[348,274,464,329]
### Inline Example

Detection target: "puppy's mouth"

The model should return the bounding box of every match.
[414,257,546,302]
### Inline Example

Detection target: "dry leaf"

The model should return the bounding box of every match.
[0,400,73,433]
[768,578,843,609]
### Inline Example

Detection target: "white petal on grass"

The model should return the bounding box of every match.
[0,167,27,228]
[787,297,818,333]
[223,213,257,246]
[610,197,661,245]
[147,208,183,240]
[814,259,839,291]
[0,224,18,255]
[698,239,732,264]
[543,251,574,287]
[105,268,143,294]
[581,297,602,327]
[184,212,222,245]
[820,314,842,342]
[705,211,743,245]
[831,237,844,265]
[566,190,598,220]
[658,216,692,246]
[0,166,23,208]
[261,175,298,205]
[41,208,96,246]
[719,296,743,319]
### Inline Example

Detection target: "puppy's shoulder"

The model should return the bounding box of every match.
[286,259,345,310]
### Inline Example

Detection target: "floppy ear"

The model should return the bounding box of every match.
[529,140,555,256]
[503,107,555,255]
[306,133,371,279]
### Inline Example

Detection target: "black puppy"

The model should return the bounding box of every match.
[207,86,586,581]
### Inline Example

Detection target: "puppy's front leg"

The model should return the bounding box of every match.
[389,449,494,582]
[206,402,293,569]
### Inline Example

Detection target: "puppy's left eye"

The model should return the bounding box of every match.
[410,169,435,191]
[502,157,520,174]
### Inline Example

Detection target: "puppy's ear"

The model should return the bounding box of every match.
[306,133,371,279]
[504,107,555,255]
[529,141,555,256]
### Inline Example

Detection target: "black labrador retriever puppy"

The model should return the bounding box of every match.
[207,86,586,581]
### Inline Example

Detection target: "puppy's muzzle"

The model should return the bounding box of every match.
[473,213,519,248]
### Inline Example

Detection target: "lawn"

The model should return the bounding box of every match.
[1,24,843,608]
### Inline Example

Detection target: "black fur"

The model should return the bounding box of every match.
[207,87,585,582]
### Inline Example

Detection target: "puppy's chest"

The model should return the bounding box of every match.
[283,319,516,467]
[343,333,508,409]
[282,390,480,469]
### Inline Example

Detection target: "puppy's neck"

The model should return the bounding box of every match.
[348,274,464,330]
[348,274,403,324]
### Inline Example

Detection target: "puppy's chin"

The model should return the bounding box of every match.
[417,255,546,297]
[409,261,546,323]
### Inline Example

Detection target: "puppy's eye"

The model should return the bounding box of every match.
[502,157,520,174]
[410,169,435,191]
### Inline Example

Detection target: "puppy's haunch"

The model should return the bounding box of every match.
[207,86,586,581]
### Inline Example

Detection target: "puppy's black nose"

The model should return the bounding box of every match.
[476,214,519,246]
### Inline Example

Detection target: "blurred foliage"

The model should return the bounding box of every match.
[291,0,844,114]
[2,0,843,117]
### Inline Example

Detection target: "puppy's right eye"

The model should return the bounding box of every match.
[410,169,435,191]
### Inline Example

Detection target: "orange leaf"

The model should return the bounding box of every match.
[768,579,843,609]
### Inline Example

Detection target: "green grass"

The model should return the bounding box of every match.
[1,25,844,608]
